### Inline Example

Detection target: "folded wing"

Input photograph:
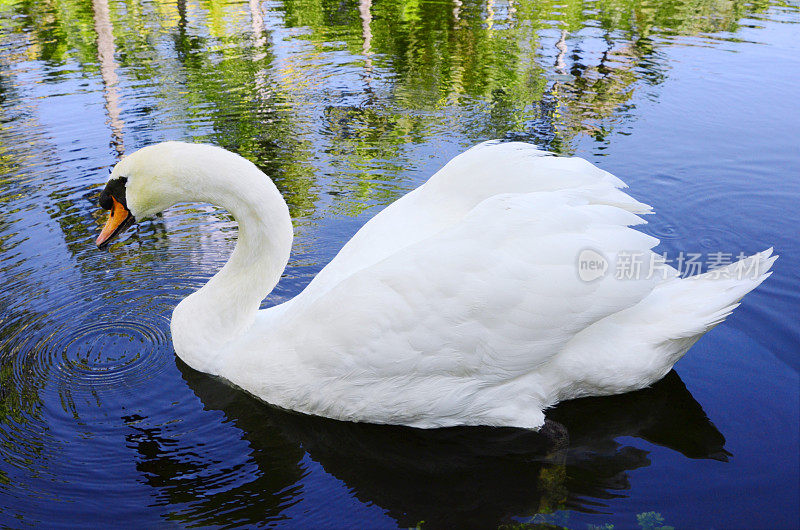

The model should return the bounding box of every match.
[283,188,665,385]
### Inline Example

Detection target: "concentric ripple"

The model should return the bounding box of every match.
[47,317,170,390]
[641,219,682,241]
[1,271,177,403]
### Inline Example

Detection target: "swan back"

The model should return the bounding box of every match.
[295,141,652,307]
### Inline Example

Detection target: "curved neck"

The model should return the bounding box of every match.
[169,153,293,374]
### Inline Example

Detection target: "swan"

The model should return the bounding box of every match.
[95,141,776,429]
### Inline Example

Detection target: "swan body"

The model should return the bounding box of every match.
[99,141,776,429]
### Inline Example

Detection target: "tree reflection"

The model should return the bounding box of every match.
[92,0,125,157]
[139,364,730,528]
[0,0,787,241]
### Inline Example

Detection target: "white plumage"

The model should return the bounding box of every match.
[105,141,776,429]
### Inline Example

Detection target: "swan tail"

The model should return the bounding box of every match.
[648,248,777,343]
[551,249,776,399]
[680,247,775,334]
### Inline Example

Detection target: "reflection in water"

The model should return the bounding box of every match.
[359,0,373,76]
[123,409,305,526]
[549,371,730,463]
[137,365,728,528]
[0,0,797,526]
[92,0,125,157]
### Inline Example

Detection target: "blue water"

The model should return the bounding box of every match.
[0,0,798,527]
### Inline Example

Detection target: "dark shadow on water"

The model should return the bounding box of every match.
[127,363,730,528]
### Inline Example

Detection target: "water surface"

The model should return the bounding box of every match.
[0,0,798,527]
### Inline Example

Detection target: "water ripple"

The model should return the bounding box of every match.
[47,317,170,390]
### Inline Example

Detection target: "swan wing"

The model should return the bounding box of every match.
[300,142,652,305]
[280,188,665,384]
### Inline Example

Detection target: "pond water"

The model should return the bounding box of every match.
[0,0,798,527]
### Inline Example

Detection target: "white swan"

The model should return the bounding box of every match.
[95,141,775,429]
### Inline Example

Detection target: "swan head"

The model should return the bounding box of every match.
[96,141,242,249]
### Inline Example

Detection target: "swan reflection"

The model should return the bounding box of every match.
[124,366,728,527]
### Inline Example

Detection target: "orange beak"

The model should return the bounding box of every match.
[96,196,134,249]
